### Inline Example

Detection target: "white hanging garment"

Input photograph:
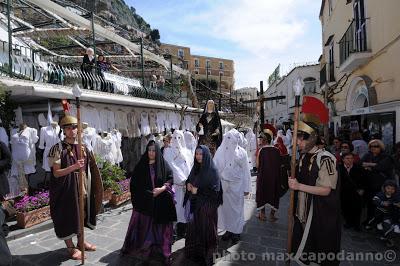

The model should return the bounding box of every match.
[93,135,117,164]
[39,125,61,171]
[165,111,172,132]
[37,113,48,127]
[82,126,97,152]
[156,111,166,133]
[183,115,192,131]
[82,106,101,130]
[171,112,180,130]
[140,111,151,136]
[140,135,148,154]
[149,111,158,133]
[115,110,128,133]
[111,130,123,164]
[10,126,38,175]
[127,111,141,138]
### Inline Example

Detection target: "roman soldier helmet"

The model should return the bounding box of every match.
[298,96,329,137]
[261,123,277,140]
[60,115,78,127]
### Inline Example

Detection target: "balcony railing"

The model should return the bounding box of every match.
[320,64,327,86]
[339,19,369,65]
[0,41,186,102]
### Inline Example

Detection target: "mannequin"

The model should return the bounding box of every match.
[111,129,123,165]
[39,121,62,172]
[10,123,39,194]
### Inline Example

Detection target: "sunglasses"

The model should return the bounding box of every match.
[64,125,78,130]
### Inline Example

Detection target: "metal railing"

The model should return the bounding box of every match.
[0,41,188,102]
[339,19,369,65]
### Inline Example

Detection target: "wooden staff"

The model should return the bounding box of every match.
[286,81,302,265]
[73,85,85,264]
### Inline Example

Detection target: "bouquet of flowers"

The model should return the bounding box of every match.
[14,191,50,212]
[114,178,131,195]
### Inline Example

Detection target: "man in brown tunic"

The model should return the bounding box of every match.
[256,125,282,222]
[48,115,103,260]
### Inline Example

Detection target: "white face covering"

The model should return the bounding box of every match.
[215,129,242,164]
[169,130,193,166]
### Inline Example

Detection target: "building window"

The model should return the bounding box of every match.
[353,0,367,52]
[178,49,184,58]
[194,58,199,68]
[328,42,335,82]
[219,62,224,70]
[303,77,317,94]
[206,60,211,69]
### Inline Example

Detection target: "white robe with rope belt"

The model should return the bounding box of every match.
[215,130,251,234]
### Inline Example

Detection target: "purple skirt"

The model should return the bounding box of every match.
[185,202,218,260]
[121,209,173,260]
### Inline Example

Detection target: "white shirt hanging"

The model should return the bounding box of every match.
[127,111,141,138]
[140,111,151,136]
[156,111,166,133]
[149,111,158,133]
[39,125,61,171]
[82,126,97,152]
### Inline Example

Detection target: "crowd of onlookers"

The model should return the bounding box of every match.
[320,131,400,247]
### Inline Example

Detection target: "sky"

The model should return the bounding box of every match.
[127,0,322,89]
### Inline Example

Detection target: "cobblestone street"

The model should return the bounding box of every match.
[7,176,400,265]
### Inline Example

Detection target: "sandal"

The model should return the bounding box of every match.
[67,247,86,260]
[256,212,267,221]
[77,242,97,252]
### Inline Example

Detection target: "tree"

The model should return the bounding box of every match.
[0,88,17,132]
[150,29,160,42]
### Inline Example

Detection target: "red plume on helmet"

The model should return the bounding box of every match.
[61,99,70,114]
[301,96,329,125]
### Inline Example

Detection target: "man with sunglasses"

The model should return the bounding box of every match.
[48,115,103,261]
[288,116,341,266]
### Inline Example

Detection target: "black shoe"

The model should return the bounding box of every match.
[231,234,241,244]
[221,231,232,241]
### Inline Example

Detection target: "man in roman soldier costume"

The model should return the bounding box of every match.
[48,115,103,261]
[288,96,341,266]
[196,100,223,156]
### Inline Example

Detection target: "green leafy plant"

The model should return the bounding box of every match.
[0,88,17,131]
[95,155,127,195]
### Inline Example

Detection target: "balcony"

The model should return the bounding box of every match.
[0,41,185,102]
[339,19,372,73]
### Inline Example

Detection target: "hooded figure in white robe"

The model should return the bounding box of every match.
[163,130,193,227]
[183,131,197,158]
[214,129,251,242]
[245,129,257,169]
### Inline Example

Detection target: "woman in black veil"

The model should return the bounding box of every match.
[183,145,223,265]
[196,100,223,156]
[121,140,177,265]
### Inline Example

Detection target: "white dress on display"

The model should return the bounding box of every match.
[165,111,173,132]
[10,126,39,190]
[149,111,158,133]
[82,126,97,152]
[171,112,180,130]
[111,130,123,164]
[99,109,116,133]
[163,130,193,223]
[183,115,193,131]
[115,110,128,133]
[82,106,102,130]
[156,111,166,133]
[127,111,141,138]
[140,111,151,136]
[39,125,61,171]
[94,134,117,164]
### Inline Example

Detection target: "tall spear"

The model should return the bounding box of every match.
[72,84,85,264]
[286,78,303,265]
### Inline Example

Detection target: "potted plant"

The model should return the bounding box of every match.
[14,191,51,228]
[110,178,131,207]
[96,156,126,202]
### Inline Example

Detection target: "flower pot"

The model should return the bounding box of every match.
[103,189,113,202]
[110,192,131,207]
[16,206,51,229]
